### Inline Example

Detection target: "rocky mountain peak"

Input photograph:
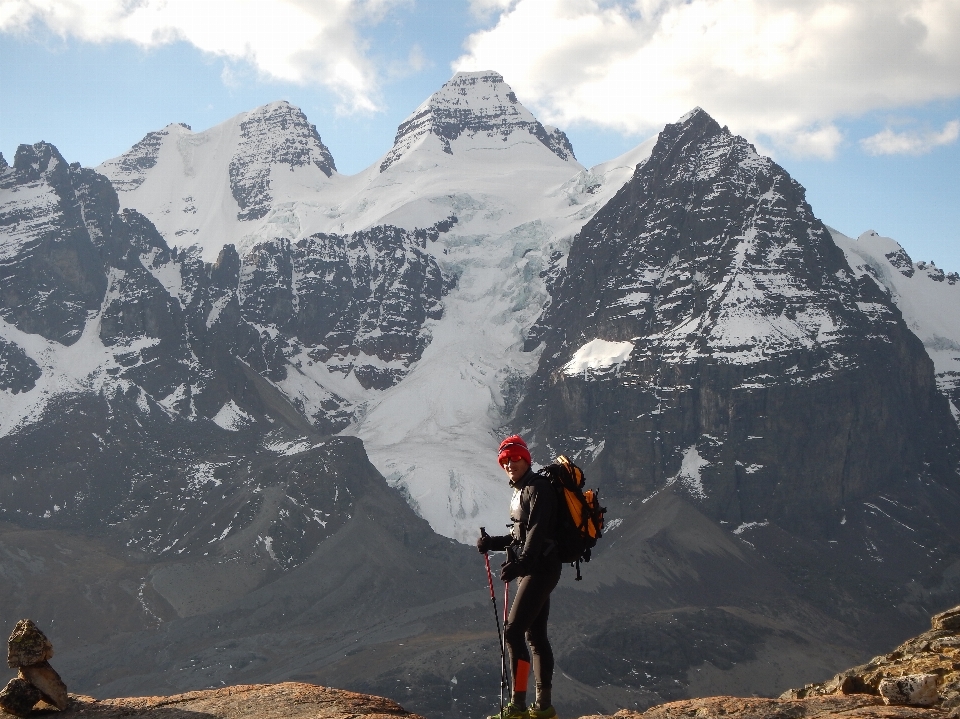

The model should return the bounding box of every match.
[857,230,917,277]
[517,107,960,539]
[11,142,67,182]
[379,70,577,171]
[100,125,188,192]
[0,152,7,170]
[1,142,108,345]
[98,103,337,233]
[226,100,337,221]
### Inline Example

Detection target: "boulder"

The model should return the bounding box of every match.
[7,619,53,668]
[933,606,960,633]
[0,677,42,717]
[879,674,940,706]
[20,660,69,710]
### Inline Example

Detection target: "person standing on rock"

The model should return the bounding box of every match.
[477,435,561,719]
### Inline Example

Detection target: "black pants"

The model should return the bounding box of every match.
[503,562,562,699]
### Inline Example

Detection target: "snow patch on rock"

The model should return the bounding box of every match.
[564,339,634,375]
[212,400,255,431]
[667,445,711,500]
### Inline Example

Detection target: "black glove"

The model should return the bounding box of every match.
[477,534,492,554]
[500,560,521,583]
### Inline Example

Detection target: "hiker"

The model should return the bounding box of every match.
[477,435,561,719]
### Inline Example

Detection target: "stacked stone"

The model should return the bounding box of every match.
[0,620,69,717]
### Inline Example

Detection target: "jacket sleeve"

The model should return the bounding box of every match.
[487,534,512,552]
[517,478,557,571]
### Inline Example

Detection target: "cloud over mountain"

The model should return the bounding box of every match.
[861,119,960,156]
[0,0,401,111]
[456,0,960,159]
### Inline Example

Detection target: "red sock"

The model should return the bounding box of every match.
[514,659,530,693]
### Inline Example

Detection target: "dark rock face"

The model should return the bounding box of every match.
[518,108,960,538]
[229,102,336,221]
[0,337,41,393]
[236,227,453,390]
[544,125,577,161]
[0,143,108,345]
[886,246,916,277]
[1,141,453,441]
[0,370,373,566]
[0,140,457,562]
[380,71,576,171]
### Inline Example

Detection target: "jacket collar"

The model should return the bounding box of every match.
[509,467,536,490]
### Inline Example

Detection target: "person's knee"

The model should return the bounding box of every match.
[525,631,551,655]
[504,621,526,648]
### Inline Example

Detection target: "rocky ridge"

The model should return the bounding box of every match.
[833,229,960,421]
[227,102,337,221]
[379,71,576,172]
[0,139,459,576]
[101,125,188,193]
[0,139,453,438]
[583,605,960,719]
[785,605,960,710]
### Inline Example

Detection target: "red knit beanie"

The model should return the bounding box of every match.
[498,435,531,465]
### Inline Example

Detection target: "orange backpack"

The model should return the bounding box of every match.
[539,455,606,580]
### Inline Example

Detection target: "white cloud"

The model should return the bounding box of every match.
[778,124,844,160]
[860,120,960,156]
[455,0,960,158]
[0,0,405,112]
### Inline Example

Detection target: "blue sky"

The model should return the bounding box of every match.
[1,0,958,269]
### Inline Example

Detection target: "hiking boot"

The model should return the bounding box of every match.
[488,702,528,719]
[527,705,557,719]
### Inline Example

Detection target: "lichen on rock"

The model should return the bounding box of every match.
[6,619,53,668]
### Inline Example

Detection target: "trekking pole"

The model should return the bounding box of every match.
[481,527,507,718]
[503,572,510,709]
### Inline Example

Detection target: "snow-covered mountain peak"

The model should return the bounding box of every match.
[676,106,709,125]
[98,101,339,261]
[84,76,662,541]
[378,70,577,172]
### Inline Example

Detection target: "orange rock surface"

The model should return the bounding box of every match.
[7,682,424,719]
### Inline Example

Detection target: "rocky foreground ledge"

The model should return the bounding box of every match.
[4,606,959,719]
[585,605,960,719]
[2,683,424,719]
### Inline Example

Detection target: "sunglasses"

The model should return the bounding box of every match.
[500,455,525,467]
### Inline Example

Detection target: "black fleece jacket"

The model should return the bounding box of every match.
[488,468,560,576]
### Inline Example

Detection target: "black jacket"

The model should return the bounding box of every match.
[488,468,560,576]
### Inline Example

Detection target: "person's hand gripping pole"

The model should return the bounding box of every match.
[480,527,508,717]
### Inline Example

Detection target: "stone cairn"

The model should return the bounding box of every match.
[0,620,69,717]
